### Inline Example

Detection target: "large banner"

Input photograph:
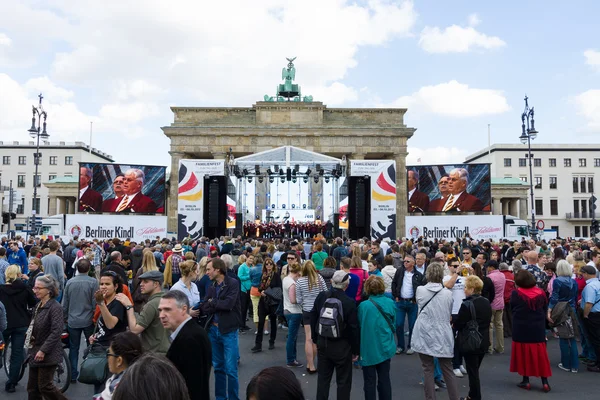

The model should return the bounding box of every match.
[407,164,491,214]
[78,163,166,214]
[405,215,504,241]
[66,214,167,242]
[178,160,225,240]
[351,160,396,241]
[338,177,348,230]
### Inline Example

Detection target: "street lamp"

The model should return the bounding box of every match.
[27,93,49,231]
[519,95,538,240]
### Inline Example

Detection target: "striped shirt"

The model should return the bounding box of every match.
[296,274,327,312]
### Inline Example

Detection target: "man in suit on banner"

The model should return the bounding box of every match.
[109,169,157,213]
[407,170,430,213]
[78,166,103,212]
[435,168,484,212]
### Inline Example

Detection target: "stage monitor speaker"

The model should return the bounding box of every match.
[203,176,227,238]
[348,176,370,239]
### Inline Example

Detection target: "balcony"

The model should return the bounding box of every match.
[565,212,599,220]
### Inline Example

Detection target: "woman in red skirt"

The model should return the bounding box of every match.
[510,270,552,392]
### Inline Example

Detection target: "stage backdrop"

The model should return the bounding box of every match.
[350,160,396,241]
[177,160,227,240]
[78,163,166,214]
[406,164,491,214]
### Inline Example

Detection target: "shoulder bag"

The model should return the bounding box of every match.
[418,289,441,315]
[457,300,482,354]
[78,323,109,385]
[369,299,395,333]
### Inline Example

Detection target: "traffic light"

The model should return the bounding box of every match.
[592,195,598,211]
[1,212,8,224]
[592,219,600,236]
[10,212,16,219]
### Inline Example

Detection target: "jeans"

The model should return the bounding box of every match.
[285,313,302,364]
[464,353,485,400]
[577,311,597,361]
[395,300,417,350]
[316,339,353,400]
[362,359,392,400]
[559,338,579,370]
[209,326,240,400]
[2,326,27,386]
[67,324,95,379]
[489,309,504,353]
[27,365,68,400]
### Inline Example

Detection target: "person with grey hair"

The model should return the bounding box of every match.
[411,262,459,400]
[108,168,157,213]
[27,275,68,399]
[78,165,103,212]
[407,169,430,213]
[512,259,523,274]
[432,168,484,212]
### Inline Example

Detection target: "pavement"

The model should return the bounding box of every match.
[3,326,600,400]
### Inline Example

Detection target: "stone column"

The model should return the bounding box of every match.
[168,151,185,233]
[48,196,57,216]
[519,197,528,219]
[492,197,502,215]
[394,152,408,240]
[58,197,66,214]
[509,199,518,216]
[502,199,508,215]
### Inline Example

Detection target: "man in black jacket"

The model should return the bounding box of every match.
[160,290,212,400]
[102,251,128,285]
[391,254,426,355]
[310,270,360,400]
[201,258,241,400]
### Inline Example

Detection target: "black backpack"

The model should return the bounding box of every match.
[457,300,482,354]
[318,291,344,339]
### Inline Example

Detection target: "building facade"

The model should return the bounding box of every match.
[465,144,600,238]
[0,141,113,230]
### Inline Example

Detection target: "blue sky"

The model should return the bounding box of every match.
[1,0,599,168]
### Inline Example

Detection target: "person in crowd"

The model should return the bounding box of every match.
[486,260,506,354]
[296,260,327,371]
[112,353,191,400]
[547,260,579,373]
[454,275,492,400]
[249,254,266,335]
[472,262,495,304]
[252,257,282,353]
[23,258,44,288]
[381,255,397,299]
[0,299,6,332]
[282,259,303,368]
[237,254,252,332]
[161,290,212,400]
[62,258,99,383]
[131,250,159,312]
[41,241,65,298]
[580,264,600,373]
[340,257,360,300]
[246,366,306,400]
[415,252,428,275]
[0,247,11,285]
[332,238,347,269]
[392,253,426,355]
[370,242,385,268]
[95,332,143,400]
[368,261,383,277]
[311,271,359,400]
[0,265,37,393]
[27,275,68,400]
[411,262,459,400]
[358,276,396,400]
[103,251,129,286]
[524,251,549,289]
[319,256,337,289]
[7,241,28,274]
[350,256,369,303]
[510,270,552,392]
[195,256,212,301]
[169,260,201,320]
[116,270,170,354]
[499,262,515,338]
[162,244,184,288]
[201,258,241,400]
[311,242,328,271]
[543,262,557,298]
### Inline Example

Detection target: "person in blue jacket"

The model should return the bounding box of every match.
[7,242,28,274]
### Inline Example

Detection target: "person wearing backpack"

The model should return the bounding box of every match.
[310,270,359,400]
[358,276,396,400]
[454,275,492,400]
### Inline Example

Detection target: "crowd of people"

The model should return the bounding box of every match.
[0,233,599,400]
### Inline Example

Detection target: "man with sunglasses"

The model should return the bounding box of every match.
[391,255,426,355]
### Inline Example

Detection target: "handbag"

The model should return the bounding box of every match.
[418,289,440,315]
[264,287,283,305]
[24,303,41,349]
[369,299,395,334]
[78,324,108,385]
[457,300,482,354]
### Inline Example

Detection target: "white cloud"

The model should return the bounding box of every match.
[406,146,469,165]
[99,102,161,123]
[419,17,505,53]
[385,80,510,117]
[307,82,358,106]
[584,49,600,70]
[0,33,11,46]
[574,89,600,129]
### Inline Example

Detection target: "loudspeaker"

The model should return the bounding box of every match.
[348,176,370,239]
[333,213,340,237]
[204,176,227,238]
[234,213,243,237]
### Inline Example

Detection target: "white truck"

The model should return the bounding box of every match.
[405,215,529,242]
[41,214,168,242]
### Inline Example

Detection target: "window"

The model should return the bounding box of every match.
[32,198,40,214]
[519,176,527,182]
[550,199,558,216]
[589,177,594,193]
[65,156,73,165]
[549,176,557,189]
[551,226,559,237]
[581,177,586,193]
[64,173,72,177]
[575,226,581,237]
[16,199,24,214]
[534,158,541,167]
[535,199,544,216]
[583,226,589,237]
[33,174,41,188]
[18,156,26,165]
[17,175,25,188]
[504,158,512,167]
[579,158,587,167]
[49,156,57,165]
[595,158,600,167]
[534,176,542,189]
[549,158,557,167]
[519,158,526,167]
[564,158,571,167]
[48,174,57,181]
[2,156,9,165]
[573,177,579,193]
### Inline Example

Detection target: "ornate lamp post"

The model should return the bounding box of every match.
[519,95,538,240]
[27,93,49,231]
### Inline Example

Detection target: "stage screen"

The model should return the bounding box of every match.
[78,163,166,214]
[407,164,491,214]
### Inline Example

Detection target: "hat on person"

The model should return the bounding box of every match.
[331,270,350,289]
[173,244,183,253]
[138,270,164,285]
[580,265,597,275]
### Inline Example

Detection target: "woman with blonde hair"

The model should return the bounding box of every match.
[195,256,212,301]
[295,260,327,373]
[170,260,200,319]
[132,250,159,312]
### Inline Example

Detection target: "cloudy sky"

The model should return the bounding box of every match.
[1,0,599,168]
